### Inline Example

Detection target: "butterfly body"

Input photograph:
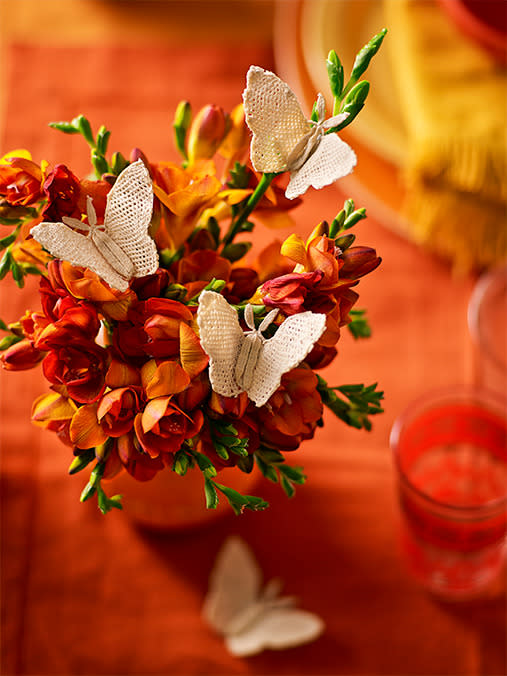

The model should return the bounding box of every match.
[31,160,158,291]
[197,291,326,407]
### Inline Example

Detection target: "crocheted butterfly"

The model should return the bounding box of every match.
[203,535,324,657]
[197,290,326,407]
[31,159,159,292]
[243,65,357,199]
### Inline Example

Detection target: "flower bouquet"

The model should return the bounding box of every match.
[0,32,385,517]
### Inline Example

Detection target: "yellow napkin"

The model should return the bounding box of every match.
[385,0,506,271]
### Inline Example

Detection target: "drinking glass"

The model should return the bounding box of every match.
[390,386,507,599]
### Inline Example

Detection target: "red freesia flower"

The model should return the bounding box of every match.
[43,339,109,404]
[134,397,204,457]
[116,433,165,481]
[258,367,322,451]
[41,164,81,221]
[261,270,324,315]
[97,387,141,437]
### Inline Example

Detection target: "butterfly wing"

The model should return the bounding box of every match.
[246,311,326,407]
[285,133,357,200]
[203,536,263,635]
[30,222,129,291]
[225,608,324,657]
[243,66,311,173]
[196,291,245,398]
[103,159,159,278]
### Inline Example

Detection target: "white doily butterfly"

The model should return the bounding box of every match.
[203,536,324,657]
[243,65,357,199]
[31,159,159,292]
[197,290,326,407]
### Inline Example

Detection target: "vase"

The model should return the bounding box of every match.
[107,465,260,531]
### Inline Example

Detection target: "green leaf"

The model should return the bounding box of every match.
[255,453,279,483]
[280,475,295,498]
[227,162,250,190]
[72,115,95,146]
[333,81,370,131]
[96,126,111,156]
[10,261,24,288]
[48,120,80,134]
[327,49,344,98]
[0,318,8,331]
[159,246,184,269]
[347,308,372,339]
[310,99,320,123]
[317,376,384,430]
[204,477,219,509]
[213,482,269,515]
[350,28,387,85]
[221,241,252,263]
[193,451,217,478]
[0,250,12,280]
[278,464,306,484]
[0,233,17,250]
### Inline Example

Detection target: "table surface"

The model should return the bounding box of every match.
[0,2,505,675]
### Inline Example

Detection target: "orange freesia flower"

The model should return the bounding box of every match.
[0,151,46,206]
[151,161,251,250]
[141,359,190,399]
[70,402,109,449]
[32,391,77,446]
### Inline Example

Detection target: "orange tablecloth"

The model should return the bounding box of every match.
[0,3,505,674]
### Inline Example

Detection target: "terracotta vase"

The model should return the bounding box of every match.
[107,465,260,531]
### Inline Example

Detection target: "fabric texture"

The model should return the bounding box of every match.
[243,66,356,199]
[31,160,158,291]
[385,0,507,271]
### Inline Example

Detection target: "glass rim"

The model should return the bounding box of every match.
[390,385,507,514]
[467,264,507,374]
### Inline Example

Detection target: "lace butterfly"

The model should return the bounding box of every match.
[243,65,357,200]
[197,290,326,407]
[31,159,159,292]
[203,536,324,657]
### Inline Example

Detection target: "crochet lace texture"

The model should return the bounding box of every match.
[243,65,357,200]
[31,160,158,291]
[197,290,326,407]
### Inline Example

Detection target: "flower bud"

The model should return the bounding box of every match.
[186,105,227,164]
[0,338,45,371]
[340,246,381,280]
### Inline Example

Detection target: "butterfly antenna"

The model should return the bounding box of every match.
[258,308,279,334]
[86,195,97,228]
[244,304,256,330]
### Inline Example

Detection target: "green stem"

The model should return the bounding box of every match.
[222,172,277,246]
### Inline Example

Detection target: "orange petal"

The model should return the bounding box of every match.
[280,234,308,267]
[31,392,77,426]
[106,359,141,388]
[144,360,190,399]
[180,322,209,379]
[141,396,172,433]
[70,403,108,449]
